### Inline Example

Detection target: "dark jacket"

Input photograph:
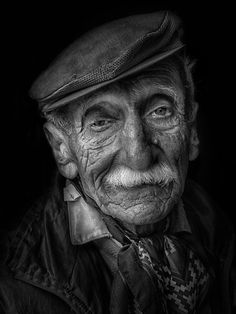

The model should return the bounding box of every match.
[0,177,234,314]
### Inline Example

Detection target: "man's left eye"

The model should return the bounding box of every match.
[150,106,173,118]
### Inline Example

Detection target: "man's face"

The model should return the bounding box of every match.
[68,67,191,225]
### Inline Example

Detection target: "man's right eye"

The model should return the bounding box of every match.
[90,119,113,131]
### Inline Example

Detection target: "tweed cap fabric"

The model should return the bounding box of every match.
[30,11,184,112]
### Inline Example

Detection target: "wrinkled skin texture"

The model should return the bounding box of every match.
[63,69,192,226]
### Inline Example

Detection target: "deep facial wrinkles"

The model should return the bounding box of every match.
[68,67,191,225]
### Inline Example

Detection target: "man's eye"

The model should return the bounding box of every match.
[150,106,173,118]
[90,119,112,131]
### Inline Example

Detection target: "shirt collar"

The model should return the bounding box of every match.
[64,181,191,245]
[170,198,192,234]
[64,182,112,245]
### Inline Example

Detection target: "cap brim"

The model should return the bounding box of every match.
[41,44,184,112]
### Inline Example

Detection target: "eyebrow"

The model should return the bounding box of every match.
[132,78,180,98]
[133,83,179,107]
[84,103,106,116]
[130,76,184,110]
[83,102,120,118]
[146,92,176,104]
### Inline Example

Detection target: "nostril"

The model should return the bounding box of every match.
[126,144,154,171]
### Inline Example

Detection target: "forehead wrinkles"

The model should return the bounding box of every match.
[127,72,185,106]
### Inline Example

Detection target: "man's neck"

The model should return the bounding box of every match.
[116,217,169,238]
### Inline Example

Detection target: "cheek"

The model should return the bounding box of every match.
[155,125,189,180]
[71,132,120,190]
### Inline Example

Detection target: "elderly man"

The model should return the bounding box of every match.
[0,10,234,314]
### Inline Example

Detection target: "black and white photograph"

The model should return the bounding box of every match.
[0,2,235,313]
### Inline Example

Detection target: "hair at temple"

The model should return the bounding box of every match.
[43,53,197,134]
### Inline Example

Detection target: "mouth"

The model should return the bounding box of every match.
[104,180,174,194]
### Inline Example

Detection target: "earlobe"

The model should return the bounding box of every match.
[44,122,79,179]
[189,126,199,161]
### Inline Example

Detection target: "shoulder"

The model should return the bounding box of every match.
[0,264,72,314]
[0,264,31,314]
[183,179,234,252]
[183,180,235,313]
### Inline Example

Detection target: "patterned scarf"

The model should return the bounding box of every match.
[100,216,210,314]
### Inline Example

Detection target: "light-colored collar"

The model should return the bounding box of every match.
[64,182,112,245]
[64,181,191,245]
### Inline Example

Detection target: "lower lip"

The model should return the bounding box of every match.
[110,182,172,193]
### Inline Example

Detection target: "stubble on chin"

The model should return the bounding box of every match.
[98,181,180,225]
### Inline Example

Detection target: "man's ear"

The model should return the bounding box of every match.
[188,102,200,161]
[44,122,79,179]
[189,126,199,161]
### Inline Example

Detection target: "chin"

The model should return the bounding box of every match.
[99,181,181,225]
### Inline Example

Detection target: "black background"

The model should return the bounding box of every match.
[1,2,235,241]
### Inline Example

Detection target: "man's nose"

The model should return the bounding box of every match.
[119,113,159,171]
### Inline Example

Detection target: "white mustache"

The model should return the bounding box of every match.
[105,162,177,188]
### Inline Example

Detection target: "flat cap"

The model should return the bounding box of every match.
[30,11,184,112]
